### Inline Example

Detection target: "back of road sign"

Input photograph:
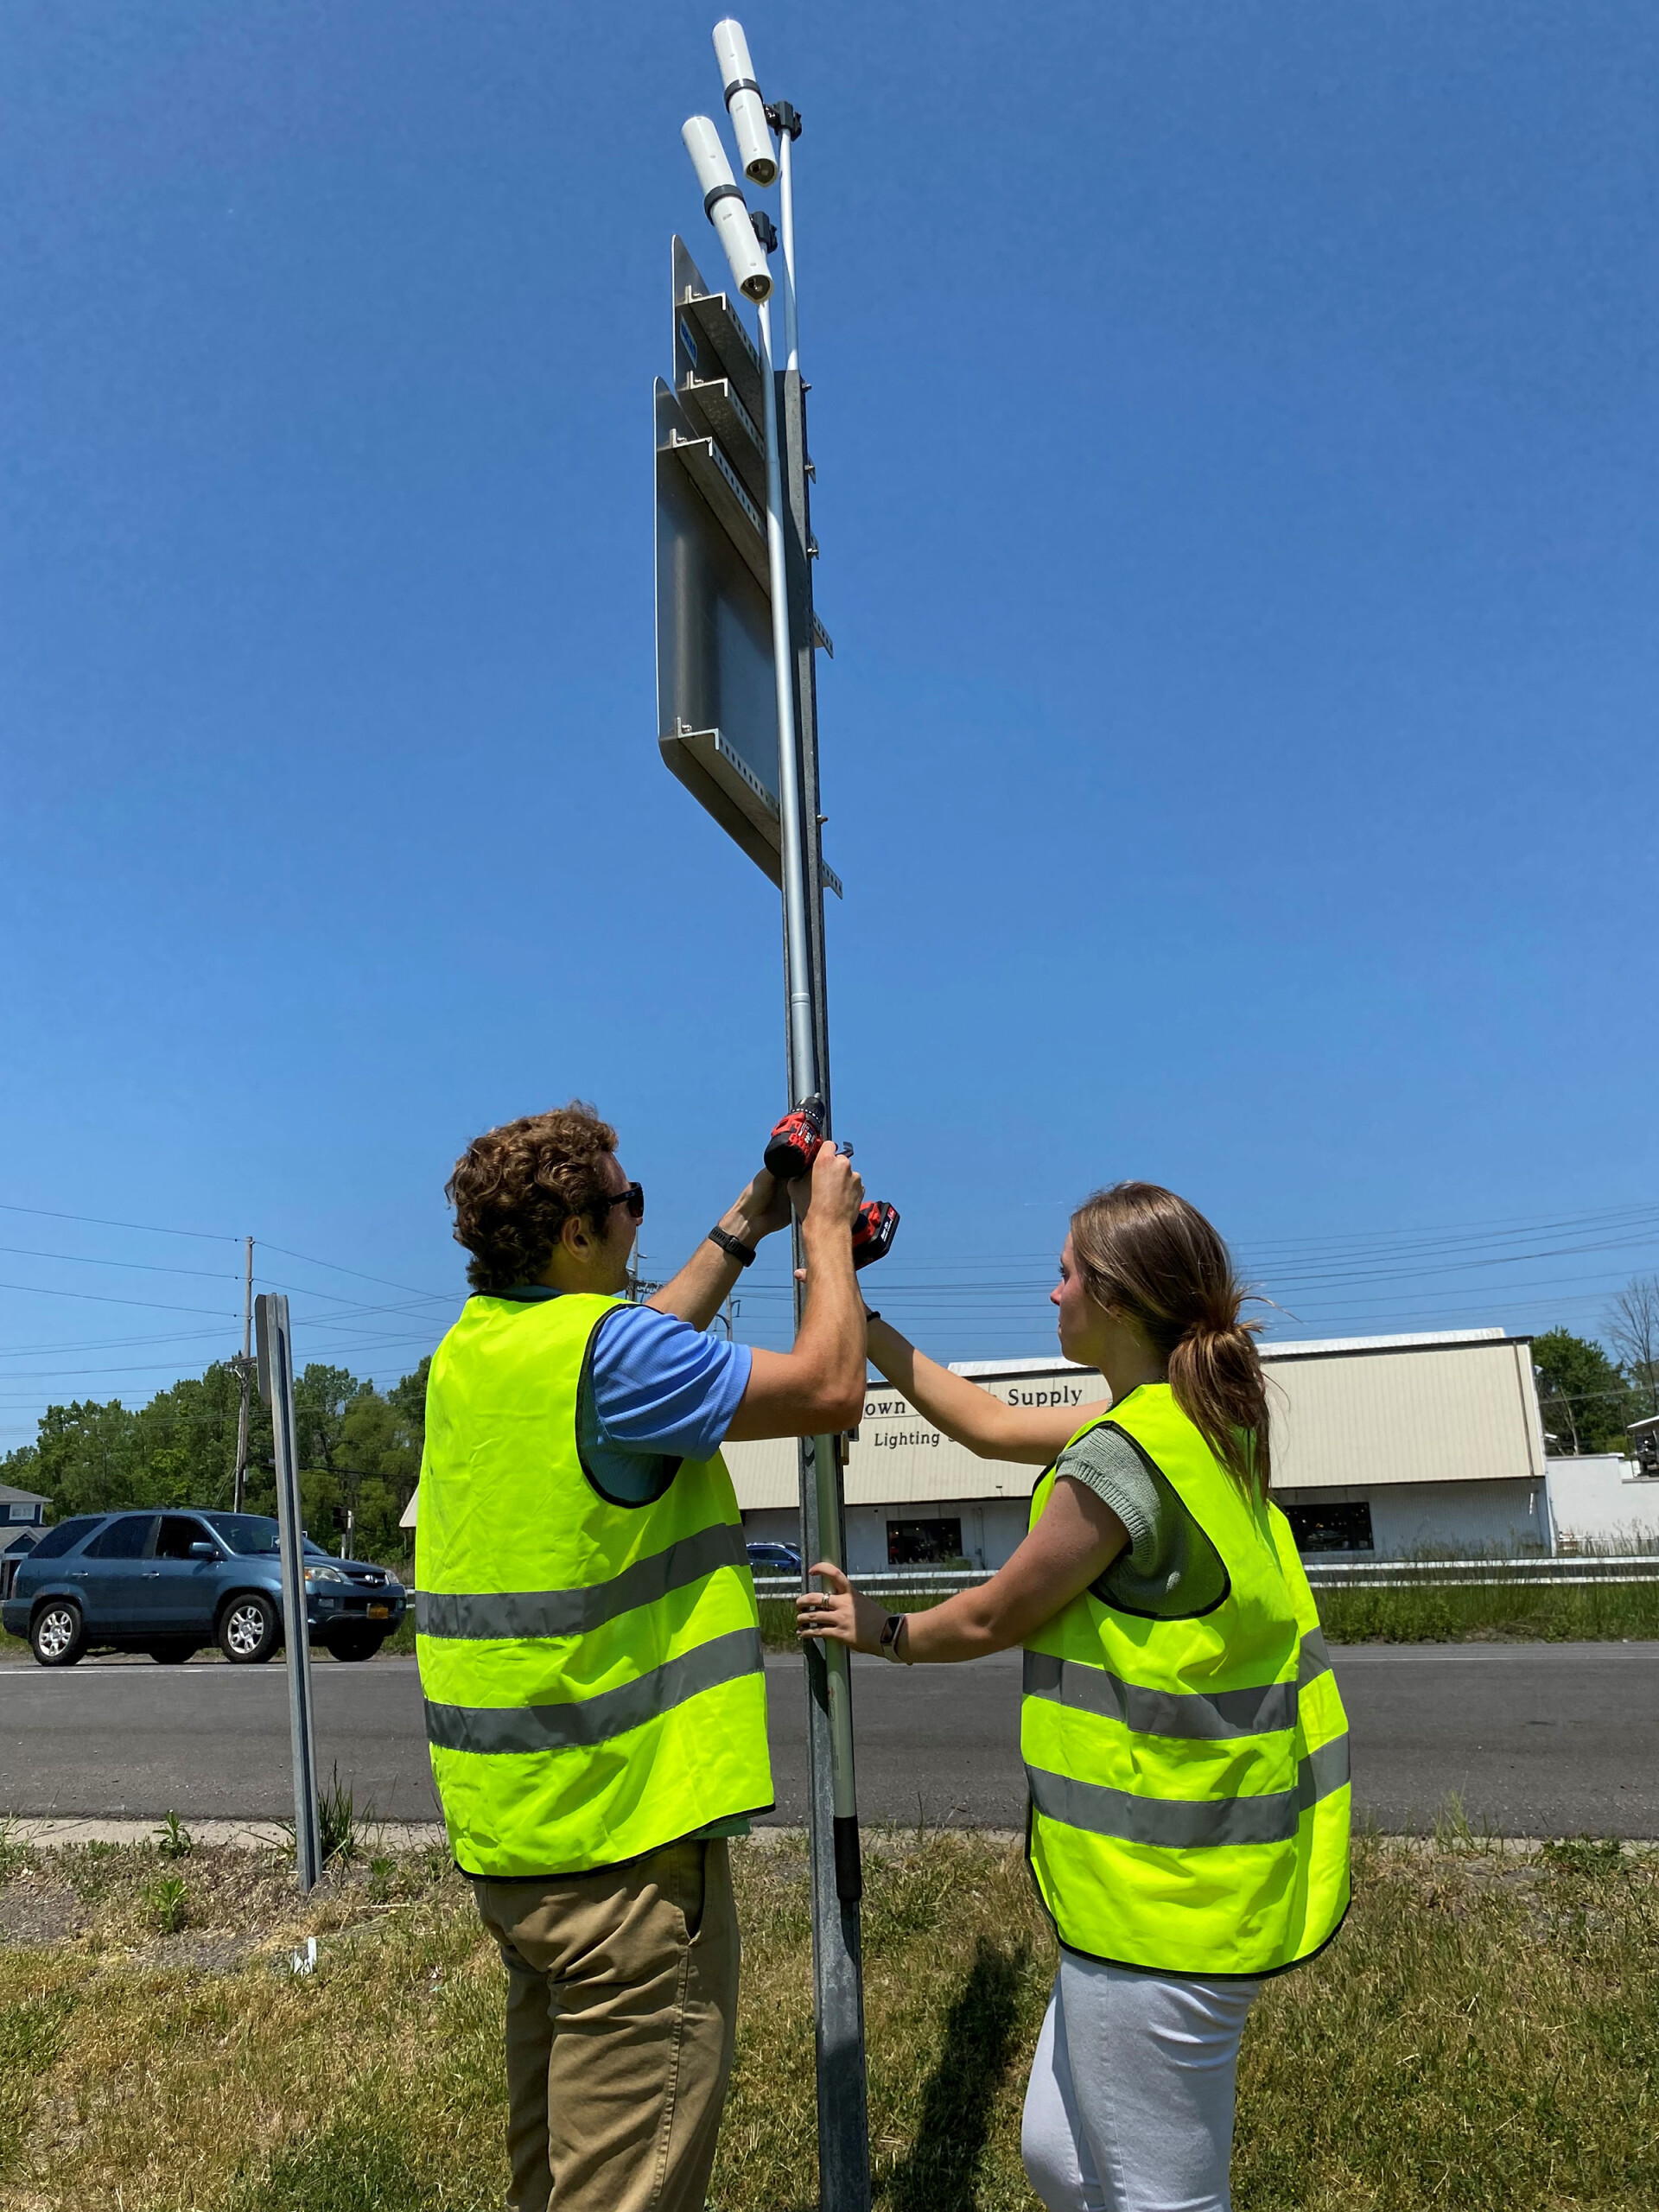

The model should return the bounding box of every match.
[656,237,838,894]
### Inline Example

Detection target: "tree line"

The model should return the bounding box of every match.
[2,1275,1655,1546]
[1533,1274,1659,1455]
[0,1357,429,1563]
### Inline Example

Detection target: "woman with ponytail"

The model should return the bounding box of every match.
[799,1182,1350,2212]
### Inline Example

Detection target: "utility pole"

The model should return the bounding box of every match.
[231,1236,254,1512]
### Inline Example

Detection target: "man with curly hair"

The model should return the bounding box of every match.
[416,1101,866,2212]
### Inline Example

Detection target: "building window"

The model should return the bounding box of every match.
[7,1503,38,1523]
[887,1517,963,1567]
[1285,1501,1374,1554]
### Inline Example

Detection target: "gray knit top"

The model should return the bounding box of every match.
[1053,1420,1229,1618]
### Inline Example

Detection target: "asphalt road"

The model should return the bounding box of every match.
[3,1643,1657,1837]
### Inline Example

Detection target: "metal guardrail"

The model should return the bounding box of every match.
[753,1569,993,1598]
[759,1558,1659,1596]
[1300,1554,1659,1589]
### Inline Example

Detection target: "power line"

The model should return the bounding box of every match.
[0,1331,445,1389]
[1232,1199,1659,1261]
[257,1242,455,1300]
[0,1281,234,1316]
[0,1201,236,1242]
[0,1243,238,1281]
[0,1327,236,1358]
[734,1263,1655,1312]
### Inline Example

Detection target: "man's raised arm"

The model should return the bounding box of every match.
[724,1146,866,1440]
[647,1166,793,1331]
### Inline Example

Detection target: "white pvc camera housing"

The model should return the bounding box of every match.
[683,115,772,303]
[713,19,776,188]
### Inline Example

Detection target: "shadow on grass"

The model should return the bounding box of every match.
[888,1937,1028,2212]
[230,2113,422,2212]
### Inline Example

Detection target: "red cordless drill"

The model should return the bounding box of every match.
[763,1093,830,1181]
[763,1095,899,1271]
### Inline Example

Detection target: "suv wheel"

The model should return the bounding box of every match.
[31,1600,86,1668]
[324,1628,385,1663]
[219,1592,280,1664]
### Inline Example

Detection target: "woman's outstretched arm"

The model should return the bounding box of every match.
[798,1475,1127,1662]
[865,1315,1106,1465]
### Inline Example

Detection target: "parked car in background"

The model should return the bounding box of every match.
[0,1510,406,1667]
[745,1540,802,1576]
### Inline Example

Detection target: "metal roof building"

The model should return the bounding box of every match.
[724,1328,1555,1568]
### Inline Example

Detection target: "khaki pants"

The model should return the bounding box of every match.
[473,1838,741,2212]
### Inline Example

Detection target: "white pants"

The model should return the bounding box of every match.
[1020,1953,1260,2212]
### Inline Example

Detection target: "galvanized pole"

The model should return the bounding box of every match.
[256,1292,322,1891]
[773,111,833,1100]
[232,1236,253,1512]
[680,42,871,2202]
[758,297,817,1093]
[758,135,872,2209]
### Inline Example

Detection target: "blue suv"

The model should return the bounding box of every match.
[1,1510,406,1667]
[745,1541,802,1575]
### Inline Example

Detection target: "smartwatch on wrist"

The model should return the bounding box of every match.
[707,1226,757,1268]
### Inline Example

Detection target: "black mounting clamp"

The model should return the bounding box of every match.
[749,208,779,254]
[765,99,803,140]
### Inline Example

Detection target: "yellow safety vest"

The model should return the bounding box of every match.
[1022,1383,1350,1976]
[415,1291,772,1878]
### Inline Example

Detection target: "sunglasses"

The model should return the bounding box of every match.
[593,1181,645,1224]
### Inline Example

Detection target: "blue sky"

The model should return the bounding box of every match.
[3,1,1656,1448]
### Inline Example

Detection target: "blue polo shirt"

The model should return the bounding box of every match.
[494,1287,752,1502]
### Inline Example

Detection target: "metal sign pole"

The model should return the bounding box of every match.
[255,1292,322,1892]
[766,107,874,2212]
[757,276,872,2210]
[664,35,872,2203]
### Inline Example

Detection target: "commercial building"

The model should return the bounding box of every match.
[724,1328,1555,1566]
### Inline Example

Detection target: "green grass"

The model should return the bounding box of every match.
[381,1610,416,1656]
[1313,1576,1659,1643]
[3,1826,1658,2209]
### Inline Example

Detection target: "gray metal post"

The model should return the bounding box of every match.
[256,1292,322,1891]
[759,128,872,2212]
[667,47,871,2205]
[757,297,818,1092]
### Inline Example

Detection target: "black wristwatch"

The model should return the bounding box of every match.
[707,1226,757,1268]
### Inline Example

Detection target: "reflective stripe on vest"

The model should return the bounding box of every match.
[415,1522,749,1643]
[425,1625,766,1756]
[1022,1617,1338,1743]
[1021,1383,1351,1978]
[415,1290,773,1878]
